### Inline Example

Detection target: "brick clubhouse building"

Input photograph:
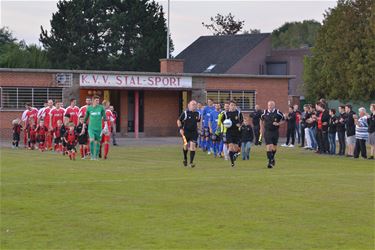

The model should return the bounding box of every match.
[0,33,296,139]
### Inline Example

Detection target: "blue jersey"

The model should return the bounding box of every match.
[209,110,220,132]
[203,106,215,127]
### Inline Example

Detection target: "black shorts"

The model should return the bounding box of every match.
[13,133,20,141]
[78,136,88,145]
[211,133,220,142]
[184,130,198,144]
[67,143,76,151]
[54,137,61,144]
[226,129,240,144]
[264,130,279,145]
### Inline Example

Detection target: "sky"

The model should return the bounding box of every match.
[0,0,337,56]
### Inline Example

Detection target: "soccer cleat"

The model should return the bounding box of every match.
[189,163,195,168]
[368,156,374,160]
[231,163,235,167]
[281,144,288,147]
[271,159,276,166]
[267,163,273,168]
[288,144,295,148]
[183,160,187,167]
[207,151,211,155]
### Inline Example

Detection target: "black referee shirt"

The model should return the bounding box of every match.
[250,109,262,127]
[179,110,200,132]
[221,110,243,132]
[261,109,285,131]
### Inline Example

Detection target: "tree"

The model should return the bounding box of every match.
[272,20,321,49]
[303,0,375,102]
[0,27,50,68]
[202,13,245,35]
[40,0,173,71]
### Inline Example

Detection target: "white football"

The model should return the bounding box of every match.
[223,119,232,128]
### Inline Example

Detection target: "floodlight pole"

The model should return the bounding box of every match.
[167,0,170,59]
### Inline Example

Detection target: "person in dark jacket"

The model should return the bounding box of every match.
[282,106,296,147]
[316,102,330,154]
[240,118,254,160]
[249,105,262,145]
[345,104,357,157]
[336,105,347,156]
[328,109,337,155]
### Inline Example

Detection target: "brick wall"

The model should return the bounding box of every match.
[226,36,271,75]
[0,72,55,87]
[143,90,180,136]
[204,76,289,135]
[0,111,23,140]
[160,59,184,74]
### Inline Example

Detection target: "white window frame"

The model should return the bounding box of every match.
[206,90,256,111]
[0,87,63,111]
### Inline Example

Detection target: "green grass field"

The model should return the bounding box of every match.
[1,145,374,249]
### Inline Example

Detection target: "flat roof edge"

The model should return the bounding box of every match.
[0,68,295,79]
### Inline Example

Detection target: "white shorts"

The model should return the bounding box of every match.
[346,135,356,145]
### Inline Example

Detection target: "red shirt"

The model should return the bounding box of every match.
[27,124,37,139]
[36,125,49,138]
[317,112,323,129]
[50,108,65,128]
[54,125,62,138]
[65,130,76,144]
[65,106,79,125]
[102,110,114,130]
[25,108,38,125]
[41,106,54,125]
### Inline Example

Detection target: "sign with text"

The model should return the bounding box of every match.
[80,74,192,89]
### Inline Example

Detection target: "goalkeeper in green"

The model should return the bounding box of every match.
[84,95,107,160]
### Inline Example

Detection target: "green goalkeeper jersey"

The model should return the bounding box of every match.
[84,104,106,130]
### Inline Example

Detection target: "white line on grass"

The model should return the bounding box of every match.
[0,173,372,186]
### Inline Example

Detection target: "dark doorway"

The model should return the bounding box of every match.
[110,90,121,132]
[127,90,144,132]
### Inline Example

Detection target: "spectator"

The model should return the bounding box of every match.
[328,109,337,155]
[249,105,262,146]
[345,104,356,157]
[282,106,296,147]
[240,118,254,160]
[368,104,375,160]
[336,105,347,156]
[316,102,330,154]
[294,104,301,145]
[354,107,368,159]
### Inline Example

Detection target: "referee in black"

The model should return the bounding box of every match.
[250,104,263,145]
[220,100,243,167]
[177,100,201,168]
[260,101,285,168]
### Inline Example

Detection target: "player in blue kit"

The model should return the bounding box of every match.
[209,103,222,157]
[202,99,215,154]
[196,102,204,149]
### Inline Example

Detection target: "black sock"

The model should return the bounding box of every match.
[190,151,195,164]
[183,149,188,161]
[229,151,234,164]
[16,141,19,147]
[12,142,15,146]
[272,150,276,159]
[266,151,272,161]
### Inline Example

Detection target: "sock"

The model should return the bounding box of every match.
[59,144,63,152]
[72,151,76,160]
[80,147,84,158]
[190,151,195,164]
[104,143,109,158]
[183,149,188,161]
[272,150,276,160]
[213,142,217,156]
[202,140,206,150]
[90,141,95,157]
[207,139,211,152]
[229,151,234,164]
[267,151,272,162]
[95,142,100,158]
